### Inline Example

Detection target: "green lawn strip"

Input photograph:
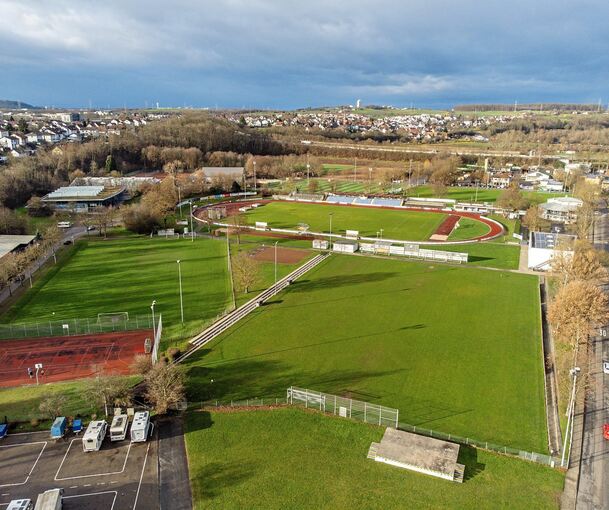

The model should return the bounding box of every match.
[0,376,139,427]
[185,408,563,510]
[1,236,232,351]
[186,255,547,452]
[244,201,448,241]
[409,186,569,205]
[426,242,521,270]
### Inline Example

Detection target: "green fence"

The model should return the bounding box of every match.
[0,315,153,340]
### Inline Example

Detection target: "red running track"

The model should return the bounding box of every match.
[195,199,504,243]
[433,215,461,237]
[0,329,152,387]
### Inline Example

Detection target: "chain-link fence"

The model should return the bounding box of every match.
[0,314,153,340]
[287,386,399,428]
[396,421,560,468]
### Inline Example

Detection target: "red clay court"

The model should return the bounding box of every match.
[0,329,152,387]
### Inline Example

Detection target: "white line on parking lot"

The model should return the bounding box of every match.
[133,443,150,509]
[63,490,117,510]
[0,441,47,488]
[55,439,132,481]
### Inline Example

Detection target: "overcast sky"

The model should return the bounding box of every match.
[0,0,607,109]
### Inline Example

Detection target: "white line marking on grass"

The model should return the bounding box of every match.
[63,490,117,510]
[55,439,132,481]
[0,441,47,487]
[133,443,150,509]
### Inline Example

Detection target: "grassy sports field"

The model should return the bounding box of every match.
[185,408,563,509]
[410,185,567,205]
[186,255,547,452]
[243,201,489,242]
[0,236,232,347]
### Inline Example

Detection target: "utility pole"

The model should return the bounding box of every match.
[190,201,194,242]
[561,366,580,467]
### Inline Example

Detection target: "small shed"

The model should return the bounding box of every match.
[332,240,359,253]
[312,239,329,250]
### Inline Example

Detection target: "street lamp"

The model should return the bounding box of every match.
[150,300,157,333]
[274,241,278,285]
[561,366,581,467]
[177,260,184,324]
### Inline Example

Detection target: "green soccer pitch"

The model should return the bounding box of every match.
[186,254,547,452]
[0,236,232,345]
[185,408,563,509]
[242,201,488,241]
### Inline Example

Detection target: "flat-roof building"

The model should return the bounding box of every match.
[0,234,37,260]
[538,196,582,224]
[42,185,126,212]
[528,231,576,271]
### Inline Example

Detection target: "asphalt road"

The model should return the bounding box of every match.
[576,212,609,509]
[0,428,158,510]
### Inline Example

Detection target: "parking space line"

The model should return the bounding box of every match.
[0,441,47,488]
[63,490,118,510]
[55,439,132,481]
[133,443,150,509]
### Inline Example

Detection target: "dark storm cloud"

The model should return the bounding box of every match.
[0,0,606,108]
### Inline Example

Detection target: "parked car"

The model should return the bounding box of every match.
[604,423,609,441]
[603,361,609,374]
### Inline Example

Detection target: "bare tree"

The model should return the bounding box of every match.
[85,375,133,416]
[144,363,186,414]
[39,393,68,420]
[552,242,608,288]
[521,205,549,233]
[231,251,261,294]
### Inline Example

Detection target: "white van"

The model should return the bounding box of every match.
[130,411,153,442]
[7,500,33,510]
[110,414,129,442]
[82,420,107,452]
[57,221,72,229]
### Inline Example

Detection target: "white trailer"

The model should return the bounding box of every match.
[33,489,62,510]
[109,414,129,442]
[130,411,153,442]
[7,500,33,510]
[82,420,107,452]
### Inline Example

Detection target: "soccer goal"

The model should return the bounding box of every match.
[97,312,130,327]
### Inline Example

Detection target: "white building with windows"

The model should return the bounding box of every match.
[539,196,583,224]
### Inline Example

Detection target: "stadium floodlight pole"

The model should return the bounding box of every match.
[177,260,184,324]
[150,300,157,333]
[380,228,384,240]
[368,167,373,193]
[274,241,278,285]
[329,213,333,250]
[190,201,194,242]
[253,160,257,194]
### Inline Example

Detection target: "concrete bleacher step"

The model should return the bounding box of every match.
[367,442,380,459]
[452,463,465,483]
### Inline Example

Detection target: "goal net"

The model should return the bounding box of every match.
[97,312,130,327]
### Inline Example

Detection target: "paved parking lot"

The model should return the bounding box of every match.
[0,428,159,509]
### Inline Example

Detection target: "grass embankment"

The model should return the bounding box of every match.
[185,408,563,509]
[186,255,547,452]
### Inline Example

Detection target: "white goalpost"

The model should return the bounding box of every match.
[96,312,130,326]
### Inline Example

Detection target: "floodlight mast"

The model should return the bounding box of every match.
[177,260,184,324]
